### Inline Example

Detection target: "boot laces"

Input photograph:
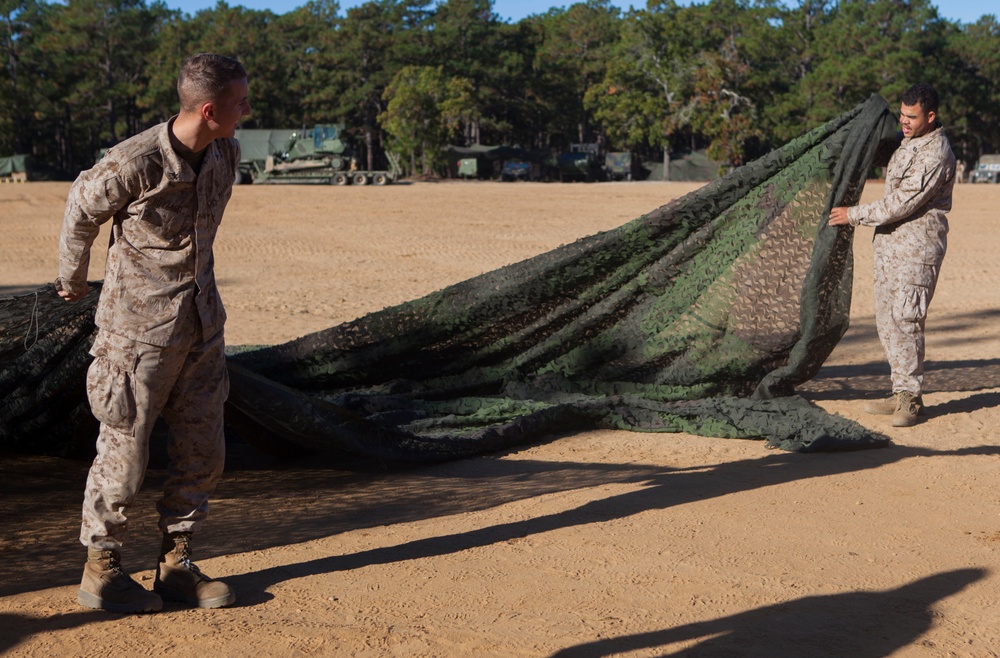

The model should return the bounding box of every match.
[180,556,208,579]
[90,549,127,575]
[107,552,126,576]
[171,539,209,580]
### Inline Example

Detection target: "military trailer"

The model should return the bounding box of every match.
[971,154,1000,184]
[457,157,481,179]
[234,128,297,183]
[240,125,400,185]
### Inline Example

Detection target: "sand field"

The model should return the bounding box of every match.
[1,179,999,656]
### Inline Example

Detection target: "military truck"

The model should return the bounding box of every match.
[604,152,636,181]
[971,154,1000,184]
[239,125,401,185]
[500,160,535,181]
[557,143,602,182]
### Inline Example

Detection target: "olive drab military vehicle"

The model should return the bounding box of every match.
[971,154,1000,184]
[557,143,603,182]
[604,152,637,181]
[239,124,401,185]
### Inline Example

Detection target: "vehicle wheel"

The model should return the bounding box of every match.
[353,173,370,186]
[333,173,349,185]
[373,173,388,186]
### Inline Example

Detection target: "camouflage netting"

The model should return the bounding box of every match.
[1,95,899,461]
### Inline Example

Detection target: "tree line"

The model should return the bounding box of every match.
[2,0,999,179]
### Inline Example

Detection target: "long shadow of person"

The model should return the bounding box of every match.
[549,568,987,657]
[223,445,1000,604]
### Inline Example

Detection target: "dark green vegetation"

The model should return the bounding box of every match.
[2,0,998,178]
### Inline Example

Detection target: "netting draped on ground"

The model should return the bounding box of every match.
[1,95,898,460]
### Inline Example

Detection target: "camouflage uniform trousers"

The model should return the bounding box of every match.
[872,215,948,396]
[80,305,229,550]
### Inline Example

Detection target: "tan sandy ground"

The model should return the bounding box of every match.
[1,179,999,657]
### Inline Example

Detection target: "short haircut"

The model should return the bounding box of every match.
[901,83,939,114]
[177,53,247,112]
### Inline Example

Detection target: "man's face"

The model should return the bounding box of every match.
[899,102,936,139]
[208,77,251,138]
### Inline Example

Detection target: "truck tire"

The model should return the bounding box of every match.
[353,173,370,186]
[373,173,388,186]
[333,173,349,185]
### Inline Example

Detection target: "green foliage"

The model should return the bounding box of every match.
[2,0,999,179]
[379,65,477,175]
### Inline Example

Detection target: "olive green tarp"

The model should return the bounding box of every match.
[1,95,899,460]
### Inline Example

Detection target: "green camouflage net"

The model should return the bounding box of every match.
[1,95,898,460]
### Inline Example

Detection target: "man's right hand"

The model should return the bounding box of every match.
[828,207,851,226]
[57,287,88,302]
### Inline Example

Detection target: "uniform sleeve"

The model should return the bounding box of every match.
[846,150,951,228]
[56,157,132,296]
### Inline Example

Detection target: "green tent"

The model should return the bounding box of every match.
[0,154,29,177]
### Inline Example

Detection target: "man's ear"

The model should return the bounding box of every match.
[200,101,216,124]
[927,109,937,125]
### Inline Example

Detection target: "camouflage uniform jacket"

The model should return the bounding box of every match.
[846,125,955,229]
[58,117,240,347]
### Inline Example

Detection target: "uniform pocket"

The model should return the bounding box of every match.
[895,283,930,332]
[86,348,138,432]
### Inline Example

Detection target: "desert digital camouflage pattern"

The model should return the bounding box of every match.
[81,306,228,549]
[56,118,238,549]
[847,126,955,394]
[58,117,240,346]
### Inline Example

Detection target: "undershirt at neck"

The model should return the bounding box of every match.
[169,129,207,174]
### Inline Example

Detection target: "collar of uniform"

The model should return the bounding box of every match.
[159,116,195,183]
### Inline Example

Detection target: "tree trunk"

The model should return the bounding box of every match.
[663,148,671,182]
[365,127,375,172]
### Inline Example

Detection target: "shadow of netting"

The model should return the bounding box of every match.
[800,359,1000,399]
[0,446,666,597]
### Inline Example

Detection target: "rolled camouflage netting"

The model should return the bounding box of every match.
[1,95,899,461]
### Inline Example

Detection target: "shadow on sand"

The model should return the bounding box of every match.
[549,568,986,657]
[2,442,996,651]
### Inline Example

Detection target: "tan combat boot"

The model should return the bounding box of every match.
[78,547,163,613]
[892,391,922,427]
[863,394,897,415]
[154,532,235,609]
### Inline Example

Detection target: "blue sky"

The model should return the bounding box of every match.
[162,0,994,25]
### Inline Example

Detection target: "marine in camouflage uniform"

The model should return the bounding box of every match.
[57,53,249,613]
[830,84,956,426]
